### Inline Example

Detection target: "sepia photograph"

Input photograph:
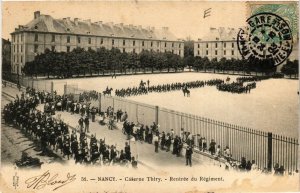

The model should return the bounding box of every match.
[1,1,299,193]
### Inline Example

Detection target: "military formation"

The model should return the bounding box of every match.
[3,88,137,167]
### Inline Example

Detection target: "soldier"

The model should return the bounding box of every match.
[49,130,56,150]
[71,138,79,157]
[165,133,171,152]
[185,145,193,167]
[63,135,71,160]
[71,130,77,142]
[56,134,63,154]
[91,107,96,122]
[40,128,48,154]
[131,157,138,169]
[90,142,100,163]
[160,131,166,150]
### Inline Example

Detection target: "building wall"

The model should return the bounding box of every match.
[11,31,184,73]
[194,41,241,61]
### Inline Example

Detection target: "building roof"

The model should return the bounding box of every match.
[13,12,181,42]
[197,27,240,42]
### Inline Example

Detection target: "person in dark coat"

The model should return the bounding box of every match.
[124,142,131,161]
[78,117,84,132]
[84,116,89,133]
[185,145,193,167]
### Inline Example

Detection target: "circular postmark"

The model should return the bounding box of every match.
[237,12,293,66]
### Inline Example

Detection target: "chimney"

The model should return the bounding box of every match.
[34,11,40,19]
[85,19,91,26]
[67,17,71,21]
[74,18,79,25]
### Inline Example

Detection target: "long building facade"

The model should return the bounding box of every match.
[194,27,298,67]
[11,11,184,74]
[194,27,242,61]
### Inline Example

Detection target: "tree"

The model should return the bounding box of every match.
[281,59,299,78]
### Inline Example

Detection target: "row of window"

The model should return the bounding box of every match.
[197,50,235,56]
[35,45,182,55]
[12,35,24,43]
[197,42,235,49]
[13,55,23,63]
[13,45,23,53]
[34,34,182,48]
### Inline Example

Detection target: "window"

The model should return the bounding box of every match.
[224,50,226,55]
[77,37,81,44]
[123,40,126,46]
[14,55,15,62]
[67,36,70,43]
[172,50,174,54]
[206,50,208,55]
[142,41,144,46]
[232,42,234,48]
[179,44,181,48]
[17,45,19,52]
[215,50,218,55]
[88,47,91,51]
[164,49,166,53]
[21,56,23,63]
[224,43,226,48]
[34,34,38,42]
[206,43,208,48]
[21,45,23,52]
[100,38,103,44]
[172,43,174,47]
[151,49,153,52]
[51,46,55,52]
[179,50,181,55]
[67,46,70,52]
[14,45,15,52]
[157,49,159,52]
[123,48,125,53]
[21,35,23,42]
[52,34,55,42]
[17,36,19,42]
[13,35,15,42]
[215,43,218,48]
[157,42,159,47]
[151,42,153,47]
[198,50,200,55]
[34,44,38,53]
[133,40,135,46]
[165,42,167,47]
[88,38,91,44]
[112,39,114,45]
[232,50,234,55]
[198,44,200,48]
[133,48,135,53]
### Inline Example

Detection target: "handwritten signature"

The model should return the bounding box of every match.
[25,170,76,191]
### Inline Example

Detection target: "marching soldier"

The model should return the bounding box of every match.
[185,145,193,167]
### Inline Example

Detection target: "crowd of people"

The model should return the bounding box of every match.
[2,88,138,168]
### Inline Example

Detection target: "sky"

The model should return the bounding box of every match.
[2,1,248,41]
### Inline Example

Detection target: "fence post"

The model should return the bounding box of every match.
[99,93,102,113]
[51,81,54,98]
[155,106,159,125]
[64,84,67,95]
[267,132,273,172]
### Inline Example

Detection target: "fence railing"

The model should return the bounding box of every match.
[98,94,299,173]
[12,81,298,173]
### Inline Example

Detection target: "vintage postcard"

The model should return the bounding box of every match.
[1,1,299,193]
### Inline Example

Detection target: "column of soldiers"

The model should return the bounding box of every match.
[3,91,137,167]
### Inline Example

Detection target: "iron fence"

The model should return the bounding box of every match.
[99,94,299,173]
